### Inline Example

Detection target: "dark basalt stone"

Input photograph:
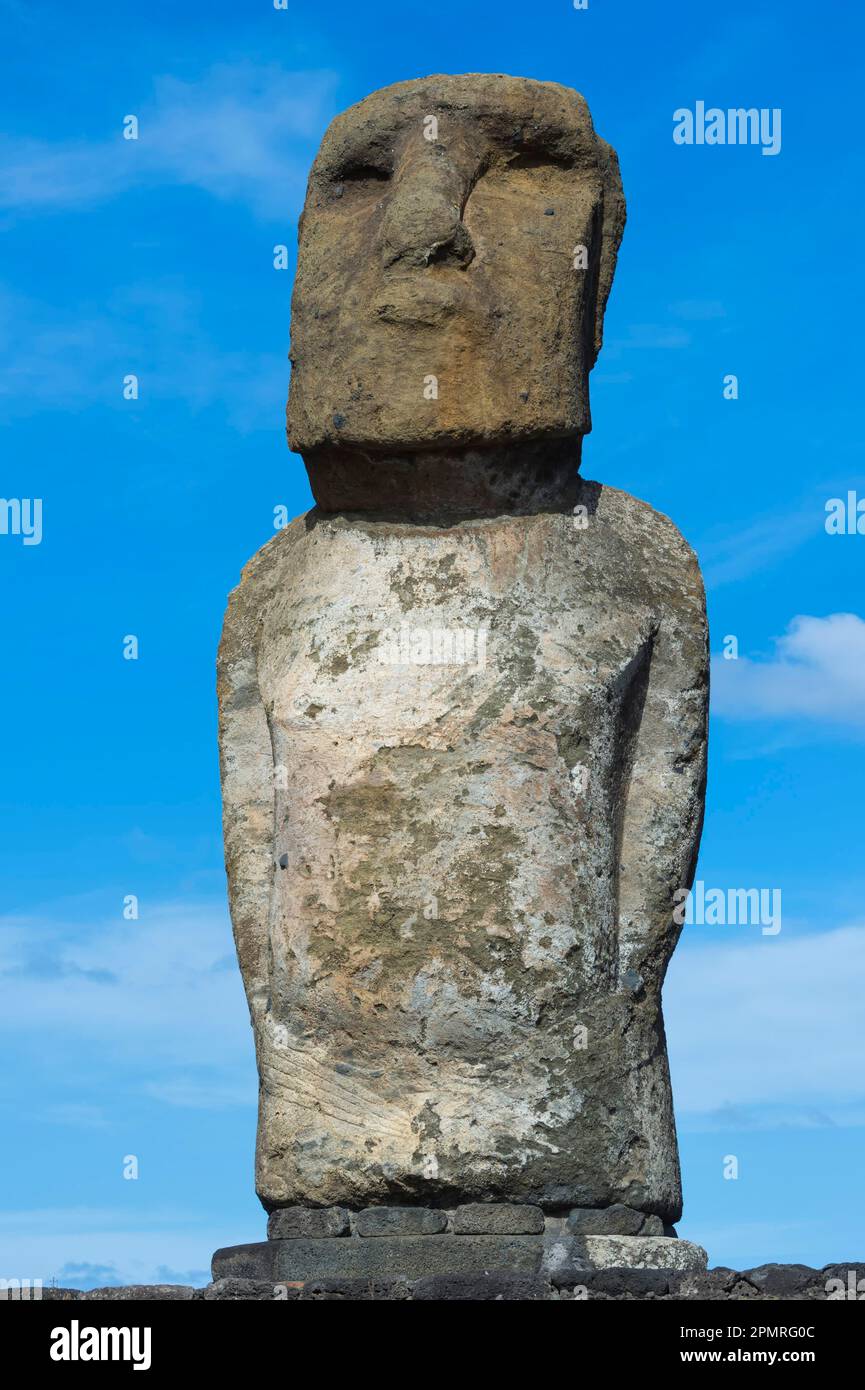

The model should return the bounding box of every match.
[354,1206,448,1237]
[566,1204,665,1237]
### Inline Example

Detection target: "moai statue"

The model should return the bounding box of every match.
[218,76,708,1253]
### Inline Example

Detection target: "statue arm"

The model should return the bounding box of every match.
[217,572,275,1026]
[616,551,709,988]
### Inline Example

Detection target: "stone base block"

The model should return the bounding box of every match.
[212,1234,544,1284]
[584,1236,708,1272]
[565,1204,665,1237]
[212,1229,708,1285]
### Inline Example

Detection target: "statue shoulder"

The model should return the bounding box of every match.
[582,480,704,608]
[220,512,311,648]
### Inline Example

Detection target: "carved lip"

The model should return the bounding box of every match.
[371,277,468,327]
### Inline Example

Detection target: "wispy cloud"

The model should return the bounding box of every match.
[604,299,730,362]
[0,62,337,219]
[0,899,252,1081]
[606,321,692,354]
[678,1101,865,1133]
[711,613,865,729]
[667,922,865,1125]
[54,1261,124,1290]
[0,1207,217,1288]
[142,1077,253,1111]
[0,279,289,429]
[38,1104,112,1130]
[696,505,823,588]
[668,299,727,321]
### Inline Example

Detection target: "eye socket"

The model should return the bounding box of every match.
[336,162,391,183]
[502,148,576,173]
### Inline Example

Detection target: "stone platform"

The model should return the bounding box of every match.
[211,1203,707,1287]
[36,1264,864,1302]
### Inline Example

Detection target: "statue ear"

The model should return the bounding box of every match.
[591,139,626,366]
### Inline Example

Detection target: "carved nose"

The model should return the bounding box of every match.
[378,155,475,270]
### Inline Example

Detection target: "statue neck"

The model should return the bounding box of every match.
[301,437,585,523]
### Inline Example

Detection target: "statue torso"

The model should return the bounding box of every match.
[238,488,693,1207]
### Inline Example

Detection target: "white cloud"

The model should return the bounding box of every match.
[0,62,338,219]
[666,922,865,1126]
[0,1208,215,1288]
[711,613,865,727]
[0,899,252,1076]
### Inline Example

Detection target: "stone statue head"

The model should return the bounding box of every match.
[286,74,625,513]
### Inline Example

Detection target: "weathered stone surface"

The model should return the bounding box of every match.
[452,1203,544,1234]
[743,1263,821,1296]
[272,1234,543,1282]
[299,1279,411,1301]
[220,488,706,1214]
[83,1285,195,1301]
[267,1205,350,1239]
[584,1236,708,1272]
[218,74,708,1222]
[215,1234,544,1283]
[200,1278,280,1301]
[822,1263,865,1290]
[595,1267,684,1295]
[823,1262,865,1279]
[700,1267,738,1292]
[355,1206,447,1237]
[541,1235,593,1289]
[566,1204,664,1237]
[212,1242,276,1283]
[40,1262,865,1301]
[413,1274,549,1300]
[585,1267,674,1298]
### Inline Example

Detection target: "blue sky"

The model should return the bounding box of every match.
[2,0,864,1286]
